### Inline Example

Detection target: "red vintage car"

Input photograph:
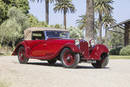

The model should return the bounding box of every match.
[12,27,109,68]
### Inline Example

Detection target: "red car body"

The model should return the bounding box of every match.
[12,27,109,68]
[12,39,108,60]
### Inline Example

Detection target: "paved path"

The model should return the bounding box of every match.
[0,56,130,87]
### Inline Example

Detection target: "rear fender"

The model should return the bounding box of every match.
[12,41,29,58]
[89,44,109,60]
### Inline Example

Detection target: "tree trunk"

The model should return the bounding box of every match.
[99,22,103,43]
[45,0,49,24]
[64,10,67,29]
[85,0,94,41]
[105,29,108,45]
[98,12,103,43]
[124,23,130,46]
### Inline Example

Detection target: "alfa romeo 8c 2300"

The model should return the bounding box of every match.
[12,27,109,68]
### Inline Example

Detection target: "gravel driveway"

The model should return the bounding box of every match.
[0,56,130,87]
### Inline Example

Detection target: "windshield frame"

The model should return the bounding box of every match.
[44,30,70,40]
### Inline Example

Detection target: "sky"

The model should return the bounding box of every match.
[29,0,130,27]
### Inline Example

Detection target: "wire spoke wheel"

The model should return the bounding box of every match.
[60,48,80,68]
[92,54,109,68]
[18,47,29,64]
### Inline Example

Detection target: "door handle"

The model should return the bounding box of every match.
[43,44,47,46]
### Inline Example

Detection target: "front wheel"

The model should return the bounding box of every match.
[18,47,29,64]
[60,48,80,68]
[92,55,109,68]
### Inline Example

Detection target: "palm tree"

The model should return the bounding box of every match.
[31,0,58,24]
[53,0,76,29]
[85,0,94,41]
[76,15,87,29]
[102,14,115,44]
[94,0,113,43]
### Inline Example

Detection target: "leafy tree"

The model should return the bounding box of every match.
[53,0,76,29]
[0,0,29,24]
[107,27,124,48]
[54,24,63,28]
[0,19,22,47]
[8,7,30,30]
[77,15,87,29]
[0,7,30,47]
[94,0,113,42]
[68,26,82,39]
[3,0,29,14]
[85,0,94,41]
[28,13,52,27]
[0,0,8,24]
[27,14,39,27]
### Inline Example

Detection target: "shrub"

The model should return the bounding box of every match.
[109,47,122,55]
[120,45,130,56]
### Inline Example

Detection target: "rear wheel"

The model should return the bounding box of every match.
[92,54,109,68]
[60,48,80,68]
[18,47,29,64]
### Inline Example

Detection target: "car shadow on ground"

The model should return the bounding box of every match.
[28,62,109,69]
[28,62,63,68]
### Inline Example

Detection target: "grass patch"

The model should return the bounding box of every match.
[0,52,11,56]
[0,46,13,56]
[110,55,130,59]
[0,81,8,87]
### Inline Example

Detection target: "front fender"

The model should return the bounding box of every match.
[61,43,80,53]
[89,44,109,60]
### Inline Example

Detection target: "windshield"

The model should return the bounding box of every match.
[46,31,69,39]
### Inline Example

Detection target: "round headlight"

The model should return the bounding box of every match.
[91,39,96,46]
[75,39,80,45]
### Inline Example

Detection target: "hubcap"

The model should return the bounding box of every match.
[63,51,75,66]
[19,49,25,61]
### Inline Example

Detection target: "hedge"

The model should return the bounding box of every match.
[109,47,122,55]
[120,45,130,56]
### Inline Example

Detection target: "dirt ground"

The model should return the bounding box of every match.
[0,56,130,87]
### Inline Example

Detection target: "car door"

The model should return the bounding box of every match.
[44,39,59,57]
[27,31,47,57]
[43,39,66,59]
[29,40,47,57]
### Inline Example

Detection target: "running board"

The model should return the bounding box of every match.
[87,60,96,63]
[81,58,96,63]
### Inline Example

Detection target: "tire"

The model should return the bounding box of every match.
[18,47,29,64]
[92,55,109,68]
[48,59,57,65]
[60,48,80,68]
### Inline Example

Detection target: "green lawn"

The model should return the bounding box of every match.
[110,55,130,59]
